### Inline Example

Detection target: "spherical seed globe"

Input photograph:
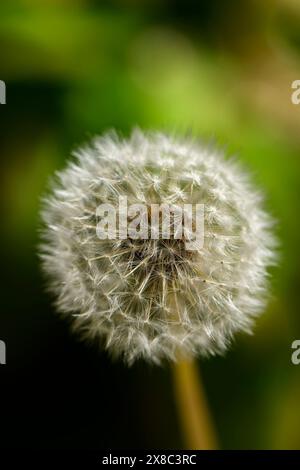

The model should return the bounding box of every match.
[40,130,276,365]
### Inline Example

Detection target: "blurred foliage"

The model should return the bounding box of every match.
[1,0,300,449]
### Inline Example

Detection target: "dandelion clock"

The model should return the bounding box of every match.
[40,130,276,449]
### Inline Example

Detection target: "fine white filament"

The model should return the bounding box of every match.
[40,130,276,365]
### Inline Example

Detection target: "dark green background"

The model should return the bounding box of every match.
[1,0,300,449]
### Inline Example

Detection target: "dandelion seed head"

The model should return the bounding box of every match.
[40,130,277,365]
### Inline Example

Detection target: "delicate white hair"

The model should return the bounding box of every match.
[40,129,277,365]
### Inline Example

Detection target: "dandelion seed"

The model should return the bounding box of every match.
[40,129,277,365]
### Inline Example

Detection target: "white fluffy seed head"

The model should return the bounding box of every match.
[40,129,277,365]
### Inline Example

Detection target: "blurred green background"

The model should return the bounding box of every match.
[1,0,300,450]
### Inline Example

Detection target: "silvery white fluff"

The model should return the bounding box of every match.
[40,130,276,365]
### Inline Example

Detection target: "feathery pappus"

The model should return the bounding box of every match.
[40,130,277,365]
